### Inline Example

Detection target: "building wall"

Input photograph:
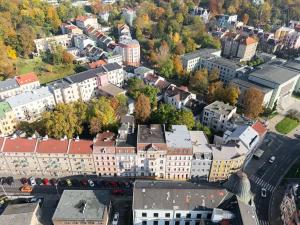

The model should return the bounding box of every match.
[191,158,212,180]
[69,153,96,175]
[0,110,17,136]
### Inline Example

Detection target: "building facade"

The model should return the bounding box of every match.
[117,39,140,66]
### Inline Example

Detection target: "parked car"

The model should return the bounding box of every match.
[50,178,57,186]
[109,181,118,188]
[111,189,125,195]
[88,179,94,187]
[35,178,42,185]
[42,178,49,185]
[94,180,103,187]
[72,179,80,187]
[20,178,28,185]
[29,177,36,186]
[20,185,32,193]
[0,177,6,185]
[66,179,72,187]
[81,179,88,186]
[112,212,119,225]
[261,188,267,198]
[269,156,276,164]
[6,177,14,185]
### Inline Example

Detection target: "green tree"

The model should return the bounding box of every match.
[175,109,195,130]
[141,85,159,108]
[159,59,174,78]
[151,103,177,127]
[190,69,209,93]
[127,77,145,99]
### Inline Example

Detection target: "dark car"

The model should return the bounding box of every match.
[111,189,125,195]
[0,177,6,185]
[35,178,43,185]
[20,178,28,185]
[80,179,88,186]
[50,178,57,186]
[72,179,80,187]
[6,177,14,185]
[58,180,66,187]
[94,180,104,187]
[109,181,118,188]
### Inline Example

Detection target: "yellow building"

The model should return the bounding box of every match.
[209,142,247,182]
[0,102,17,136]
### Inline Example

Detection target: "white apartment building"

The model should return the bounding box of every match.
[73,34,95,50]
[34,34,73,55]
[202,101,237,132]
[164,85,196,110]
[0,102,17,136]
[75,16,99,29]
[6,87,56,121]
[49,80,80,104]
[165,125,193,180]
[190,131,212,180]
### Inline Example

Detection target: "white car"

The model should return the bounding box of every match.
[88,179,94,187]
[112,212,119,225]
[261,188,267,198]
[269,156,275,164]
[29,177,36,186]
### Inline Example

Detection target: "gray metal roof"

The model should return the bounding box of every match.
[283,59,300,71]
[204,101,236,115]
[66,67,105,83]
[0,79,19,92]
[137,124,166,144]
[165,125,192,149]
[133,180,229,210]
[182,48,220,61]
[52,190,109,221]
[210,57,245,70]
[249,65,300,85]
[103,62,122,71]
[231,78,272,94]
[99,83,125,96]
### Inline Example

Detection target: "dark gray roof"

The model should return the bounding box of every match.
[103,62,122,71]
[231,78,272,94]
[249,65,300,85]
[283,58,300,71]
[121,115,135,125]
[137,124,166,144]
[52,190,109,221]
[65,67,105,83]
[0,79,19,92]
[133,180,229,210]
[210,57,245,70]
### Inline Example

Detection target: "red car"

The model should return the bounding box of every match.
[81,179,88,186]
[43,178,49,185]
[111,189,125,195]
[109,181,118,188]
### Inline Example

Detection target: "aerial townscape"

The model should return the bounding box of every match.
[0,0,300,225]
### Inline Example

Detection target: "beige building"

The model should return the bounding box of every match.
[0,102,17,136]
[117,39,140,66]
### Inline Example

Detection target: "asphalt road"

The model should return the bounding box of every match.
[245,132,300,225]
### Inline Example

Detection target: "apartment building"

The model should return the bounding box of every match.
[190,131,212,180]
[181,49,221,73]
[0,102,17,136]
[34,34,73,55]
[48,80,80,104]
[215,14,238,28]
[75,16,99,29]
[136,124,167,178]
[6,87,56,121]
[164,85,196,110]
[133,181,237,225]
[93,132,117,176]
[73,34,95,50]
[202,101,237,132]
[61,23,83,35]
[165,125,193,180]
[117,39,140,66]
[15,72,40,93]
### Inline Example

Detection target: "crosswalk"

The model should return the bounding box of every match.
[259,220,270,225]
[249,175,275,192]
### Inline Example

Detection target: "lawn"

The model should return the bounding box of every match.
[16,57,75,84]
[275,117,300,134]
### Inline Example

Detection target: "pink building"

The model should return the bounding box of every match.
[117,39,140,66]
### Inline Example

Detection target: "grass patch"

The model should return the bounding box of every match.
[275,117,300,134]
[16,57,75,84]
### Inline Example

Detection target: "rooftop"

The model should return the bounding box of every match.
[251,121,267,137]
[36,138,69,154]
[3,137,37,153]
[231,78,273,94]
[69,139,93,154]
[137,124,166,144]
[134,66,153,75]
[165,125,192,149]
[283,58,300,71]
[0,102,12,119]
[133,180,229,210]
[93,131,116,147]
[249,64,300,85]
[210,57,245,70]
[6,87,53,108]
[99,83,126,97]
[52,190,109,221]
[211,142,248,160]
[0,79,19,92]
[15,72,39,86]
[189,131,212,154]
[182,48,221,61]
[0,203,39,225]
[227,125,259,150]
[204,101,236,115]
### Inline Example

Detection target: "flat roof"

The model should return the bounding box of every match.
[165,125,192,149]
[137,124,166,144]
[68,139,93,154]
[3,137,37,153]
[210,57,245,70]
[249,64,300,85]
[283,59,300,71]
[99,83,125,97]
[52,190,109,221]
[204,101,236,115]
[36,138,69,154]
[133,180,228,210]
[182,48,220,61]
[189,131,212,154]
[211,142,248,160]
[231,78,273,94]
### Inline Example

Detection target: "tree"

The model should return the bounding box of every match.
[193,121,212,139]
[151,103,177,126]
[209,68,220,83]
[242,87,264,118]
[17,24,35,57]
[185,38,197,53]
[224,84,240,106]
[46,6,61,32]
[159,59,174,78]
[175,42,185,55]
[242,13,250,25]
[127,77,145,99]
[173,55,184,77]
[190,69,209,92]
[175,110,195,130]
[62,51,74,64]
[134,94,151,123]
[141,85,159,108]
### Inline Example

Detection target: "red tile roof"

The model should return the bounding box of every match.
[15,72,39,85]
[68,139,93,154]
[3,138,37,153]
[252,121,267,137]
[36,139,69,154]
[89,60,107,69]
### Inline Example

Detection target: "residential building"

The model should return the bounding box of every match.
[0,102,17,136]
[73,34,95,50]
[133,180,236,225]
[6,87,56,121]
[202,101,237,132]
[0,203,40,225]
[98,83,126,97]
[93,132,117,176]
[75,16,99,29]
[52,190,110,225]
[165,125,193,180]
[215,14,238,28]
[0,79,20,100]
[192,7,210,23]
[181,48,221,73]
[117,39,140,66]
[283,29,300,49]
[48,80,81,104]
[122,8,136,26]
[190,131,212,180]
[134,66,154,78]
[136,124,167,178]
[104,54,123,65]
[34,34,73,55]
[68,138,95,175]
[164,85,196,109]
[61,23,83,35]
[275,26,294,41]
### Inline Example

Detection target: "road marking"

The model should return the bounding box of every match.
[259,220,270,225]
[250,175,275,192]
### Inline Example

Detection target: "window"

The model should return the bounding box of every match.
[142,212,147,217]
[176,213,181,218]
[154,213,159,217]
[142,221,147,225]
[197,213,201,219]
[195,222,200,225]
[185,222,190,225]
[186,213,191,218]
[175,221,180,225]
[153,221,158,225]
[165,222,170,225]
[165,213,170,218]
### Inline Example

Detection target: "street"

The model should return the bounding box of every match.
[245,132,300,225]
